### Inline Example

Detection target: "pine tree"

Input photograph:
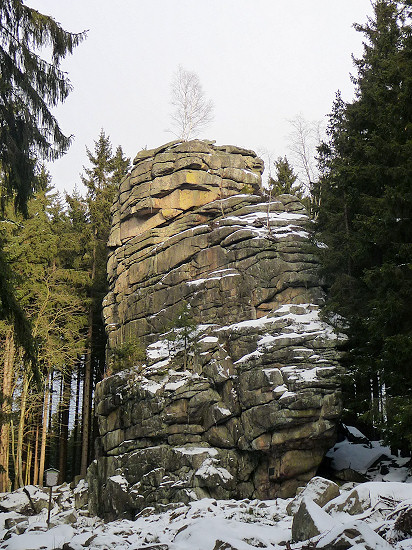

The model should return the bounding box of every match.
[317,0,412,447]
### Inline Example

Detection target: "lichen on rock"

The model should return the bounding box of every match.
[89,139,344,519]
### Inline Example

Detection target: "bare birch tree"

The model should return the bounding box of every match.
[287,114,324,216]
[170,66,214,141]
[288,114,322,191]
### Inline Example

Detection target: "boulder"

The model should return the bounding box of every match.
[73,479,89,510]
[394,504,412,536]
[0,486,49,515]
[316,520,392,549]
[286,476,340,515]
[291,497,336,542]
[90,140,343,518]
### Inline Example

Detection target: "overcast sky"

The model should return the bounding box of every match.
[26,0,373,195]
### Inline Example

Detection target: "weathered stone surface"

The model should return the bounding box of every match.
[291,497,336,542]
[315,521,392,549]
[91,140,343,519]
[286,476,340,515]
[324,486,371,516]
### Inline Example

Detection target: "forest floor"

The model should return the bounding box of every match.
[1,427,412,549]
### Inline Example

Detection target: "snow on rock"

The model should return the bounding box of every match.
[327,431,412,482]
[2,524,74,550]
[317,520,392,549]
[291,497,337,542]
[195,458,234,484]
[327,439,393,473]
[286,476,340,515]
[326,482,412,516]
[2,448,412,550]
[174,446,218,457]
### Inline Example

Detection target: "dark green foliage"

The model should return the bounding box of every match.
[0,0,86,214]
[0,0,85,371]
[317,1,412,447]
[268,156,302,198]
[81,130,130,383]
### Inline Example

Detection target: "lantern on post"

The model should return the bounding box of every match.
[44,468,59,528]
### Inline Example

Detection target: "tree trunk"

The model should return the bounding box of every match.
[71,361,82,478]
[38,372,51,487]
[58,370,71,483]
[81,238,96,478]
[33,423,40,485]
[0,330,15,492]
[15,370,31,489]
[80,319,93,477]
[25,440,32,486]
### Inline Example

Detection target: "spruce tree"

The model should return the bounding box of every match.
[0,1,85,369]
[317,0,412,447]
[268,156,302,197]
[79,130,130,475]
[0,0,86,213]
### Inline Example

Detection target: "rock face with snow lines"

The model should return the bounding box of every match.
[90,140,343,519]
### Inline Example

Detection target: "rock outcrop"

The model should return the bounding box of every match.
[90,140,343,519]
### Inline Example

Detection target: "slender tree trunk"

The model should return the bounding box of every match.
[33,423,40,485]
[0,331,15,492]
[15,370,31,489]
[71,361,82,478]
[10,419,16,488]
[39,372,51,487]
[80,322,93,477]
[25,440,32,486]
[81,238,97,478]
[58,370,71,483]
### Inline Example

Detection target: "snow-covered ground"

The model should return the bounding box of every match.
[1,427,412,549]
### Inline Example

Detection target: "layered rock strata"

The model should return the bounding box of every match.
[90,140,343,519]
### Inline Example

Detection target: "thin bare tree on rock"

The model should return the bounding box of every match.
[288,114,324,217]
[169,65,214,141]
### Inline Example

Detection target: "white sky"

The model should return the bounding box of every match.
[25,0,373,195]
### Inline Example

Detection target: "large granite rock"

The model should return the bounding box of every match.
[90,140,343,519]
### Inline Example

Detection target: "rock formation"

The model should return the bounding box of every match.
[89,139,343,519]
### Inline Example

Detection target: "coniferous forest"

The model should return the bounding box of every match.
[0,0,412,493]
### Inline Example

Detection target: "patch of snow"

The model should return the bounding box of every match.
[215,406,231,416]
[108,475,128,489]
[195,458,233,483]
[188,272,239,287]
[273,384,288,396]
[234,349,262,364]
[199,336,219,343]
[1,524,74,550]
[146,339,169,360]
[174,447,218,457]
[327,440,393,473]
[140,378,162,395]
[164,379,186,391]
[303,497,337,532]
[279,390,296,401]
[347,425,370,440]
